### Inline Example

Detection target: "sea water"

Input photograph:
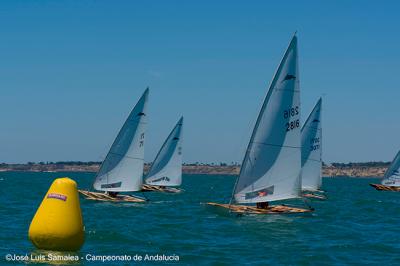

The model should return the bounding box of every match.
[1,172,399,265]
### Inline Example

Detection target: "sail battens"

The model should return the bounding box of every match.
[105,152,145,161]
[251,142,301,149]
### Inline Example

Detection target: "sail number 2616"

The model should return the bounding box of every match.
[286,119,300,132]
[283,106,299,132]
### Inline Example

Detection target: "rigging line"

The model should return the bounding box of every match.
[229,152,252,207]
[104,152,144,161]
[228,106,259,208]
[251,142,301,149]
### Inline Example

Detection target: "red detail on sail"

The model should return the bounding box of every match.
[258,191,267,197]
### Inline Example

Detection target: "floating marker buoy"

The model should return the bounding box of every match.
[29,177,84,251]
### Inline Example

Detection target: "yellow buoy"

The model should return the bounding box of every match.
[29,177,84,251]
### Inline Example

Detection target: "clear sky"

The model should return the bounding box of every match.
[1,1,399,164]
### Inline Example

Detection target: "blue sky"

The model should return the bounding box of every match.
[1,1,399,164]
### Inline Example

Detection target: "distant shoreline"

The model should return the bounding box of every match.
[0,162,389,178]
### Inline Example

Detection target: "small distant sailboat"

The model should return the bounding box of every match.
[207,35,313,215]
[142,117,184,193]
[79,89,149,202]
[370,151,400,191]
[301,98,326,200]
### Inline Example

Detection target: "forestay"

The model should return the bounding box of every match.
[93,89,149,192]
[145,117,183,186]
[381,151,400,187]
[234,35,301,204]
[301,98,322,191]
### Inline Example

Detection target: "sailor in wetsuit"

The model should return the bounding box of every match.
[107,192,118,198]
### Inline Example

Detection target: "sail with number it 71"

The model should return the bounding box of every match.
[93,88,149,192]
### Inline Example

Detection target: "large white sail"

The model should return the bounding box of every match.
[234,35,301,204]
[381,151,400,187]
[145,117,183,187]
[93,88,149,192]
[301,98,322,191]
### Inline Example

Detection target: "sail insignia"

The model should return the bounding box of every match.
[282,74,296,82]
[101,182,122,189]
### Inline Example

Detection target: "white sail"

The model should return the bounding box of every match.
[234,35,301,204]
[145,117,183,186]
[93,88,149,192]
[301,98,322,191]
[381,151,400,187]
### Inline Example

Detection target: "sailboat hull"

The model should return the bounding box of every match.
[78,190,147,202]
[369,183,400,192]
[302,192,327,200]
[205,202,313,215]
[141,184,182,193]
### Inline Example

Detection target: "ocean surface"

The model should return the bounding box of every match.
[1,172,400,265]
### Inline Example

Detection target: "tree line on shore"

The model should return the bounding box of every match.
[0,161,391,168]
